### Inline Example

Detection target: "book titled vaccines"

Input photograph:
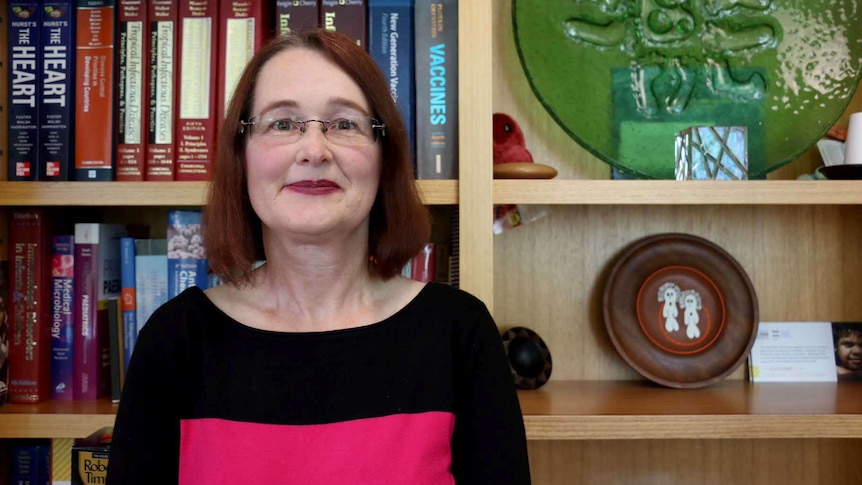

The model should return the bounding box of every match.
[167,210,209,298]
[414,0,457,179]
[748,321,838,383]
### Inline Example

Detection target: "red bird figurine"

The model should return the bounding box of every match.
[493,113,534,165]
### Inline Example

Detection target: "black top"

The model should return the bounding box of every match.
[107,283,531,484]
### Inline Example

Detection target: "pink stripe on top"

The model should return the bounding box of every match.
[179,412,456,485]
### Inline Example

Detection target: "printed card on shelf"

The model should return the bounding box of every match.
[748,322,838,383]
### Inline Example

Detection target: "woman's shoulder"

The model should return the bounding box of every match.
[138,286,215,338]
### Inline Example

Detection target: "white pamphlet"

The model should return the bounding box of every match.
[749,322,837,383]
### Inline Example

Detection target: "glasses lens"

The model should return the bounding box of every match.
[326,118,376,145]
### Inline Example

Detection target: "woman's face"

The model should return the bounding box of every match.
[244,48,382,243]
[837,333,862,370]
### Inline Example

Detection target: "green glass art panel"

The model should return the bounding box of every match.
[512,0,862,179]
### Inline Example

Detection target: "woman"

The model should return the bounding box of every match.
[107,29,531,484]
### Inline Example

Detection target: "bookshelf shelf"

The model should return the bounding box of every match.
[0,399,117,439]
[0,180,459,206]
[494,180,862,205]
[3,382,862,440]
[518,381,862,440]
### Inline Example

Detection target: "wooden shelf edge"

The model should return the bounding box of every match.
[523,414,862,441]
[0,413,116,439]
[0,180,459,206]
[494,180,862,205]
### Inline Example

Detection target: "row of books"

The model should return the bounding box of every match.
[0,204,453,406]
[3,0,459,182]
[0,208,209,405]
[0,427,112,484]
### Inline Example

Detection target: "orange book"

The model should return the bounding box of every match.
[74,0,116,181]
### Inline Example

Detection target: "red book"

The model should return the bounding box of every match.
[144,0,178,181]
[7,209,52,404]
[0,209,9,405]
[217,0,271,132]
[114,0,149,181]
[276,0,319,36]
[321,0,366,48]
[410,242,436,283]
[73,223,127,400]
[74,0,116,181]
[174,0,219,181]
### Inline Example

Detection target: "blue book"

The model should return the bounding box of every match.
[167,210,209,298]
[120,237,136,369]
[39,1,76,180]
[134,238,168,333]
[8,1,42,181]
[50,234,75,401]
[10,441,51,484]
[368,0,415,166]
[413,0,458,179]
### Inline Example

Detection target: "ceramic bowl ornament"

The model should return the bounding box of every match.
[512,1,862,179]
[501,326,552,389]
[602,233,759,388]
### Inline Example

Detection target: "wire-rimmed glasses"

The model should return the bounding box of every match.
[240,110,386,146]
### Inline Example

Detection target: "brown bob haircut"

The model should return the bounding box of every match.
[203,28,431,285]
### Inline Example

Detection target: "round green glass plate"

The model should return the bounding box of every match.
[513,1,862,179]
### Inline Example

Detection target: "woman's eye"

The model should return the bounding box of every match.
[272,119,295,131]
[332,119,357,130]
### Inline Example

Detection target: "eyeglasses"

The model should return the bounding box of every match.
[239,114,386,146]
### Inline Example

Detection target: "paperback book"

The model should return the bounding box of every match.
[167,210,208,298]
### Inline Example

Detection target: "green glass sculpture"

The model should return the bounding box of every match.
[512,0,862,179]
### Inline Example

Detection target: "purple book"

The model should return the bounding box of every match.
[51,234,75,400]
[73,223,127,400]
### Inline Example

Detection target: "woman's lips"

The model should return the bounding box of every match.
[287,180,340,195]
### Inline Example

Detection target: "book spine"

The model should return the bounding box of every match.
[413,0,457,179]
[50,234,75,401]
[144,0,177,181]
[10,442,51,483]
[0,209,8,406]
[217,0,269,131]
[174,0,218,181]
[0,4,9,181]
[8,209,51,403]
[119,236,135,370]
[368,0,414,164]
[74,0,116,181]
[73,223,126,400]
[275,0,318,36]
[107,295,122,402]
[134,238,167,334]
[115,0,148,181]
[410,242,435,282]
[320,0,366,47]
[167,210,209,298]
[8,2,41,181]
[39,1,76,181]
